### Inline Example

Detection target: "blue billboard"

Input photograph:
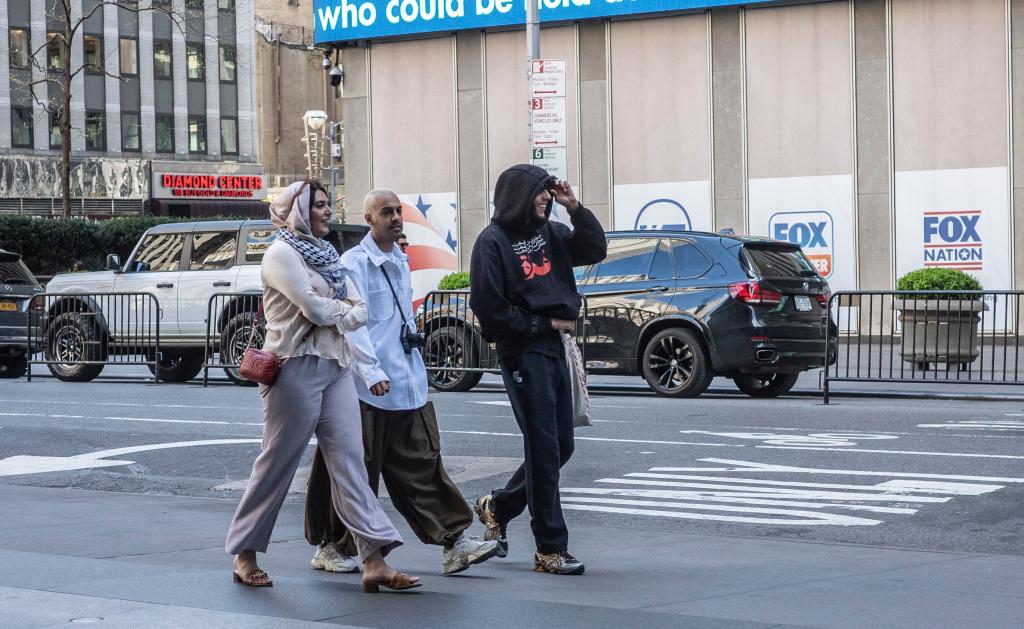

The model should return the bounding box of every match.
[314,0,774,44]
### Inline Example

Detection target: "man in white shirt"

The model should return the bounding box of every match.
[304,189,500,576]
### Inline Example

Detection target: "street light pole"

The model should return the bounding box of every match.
[526,0,540,158]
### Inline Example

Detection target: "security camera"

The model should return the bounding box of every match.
[321,56,332,70]
[329,65,344,87]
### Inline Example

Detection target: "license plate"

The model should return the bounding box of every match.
[0,301,17,312]
[794,295,813,312]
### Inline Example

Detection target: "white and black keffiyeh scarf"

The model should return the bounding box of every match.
[276,228,349,299]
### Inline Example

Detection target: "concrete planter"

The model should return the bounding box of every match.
[896,299,988,368]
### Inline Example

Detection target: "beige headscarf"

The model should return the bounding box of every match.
[269,180,319,243]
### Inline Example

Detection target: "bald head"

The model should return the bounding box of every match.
[363,189,404,247]
[364,189,399,213]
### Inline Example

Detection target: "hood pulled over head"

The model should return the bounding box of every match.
[492,164,556,234]
[269,180,319,243]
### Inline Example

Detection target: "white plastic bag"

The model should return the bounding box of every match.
[562,332,591,428]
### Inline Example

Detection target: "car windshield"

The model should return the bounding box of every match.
[744,245,818,278]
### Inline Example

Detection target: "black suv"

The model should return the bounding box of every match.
[420,231,834,398]
[0,248,44,378]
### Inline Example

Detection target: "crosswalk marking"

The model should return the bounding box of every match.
[561,458,1023,527]
[918,419,1024,431]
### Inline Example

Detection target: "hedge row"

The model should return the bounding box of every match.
[0,215,250,276]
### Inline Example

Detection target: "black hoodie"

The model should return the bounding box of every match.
[469,164,607,358]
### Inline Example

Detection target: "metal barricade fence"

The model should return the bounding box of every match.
[823,290,1024,403]
[26,292,161,383]
[420,290,588,383]
[202,292,263,386]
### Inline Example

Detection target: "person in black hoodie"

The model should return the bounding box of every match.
[470,163,606,575]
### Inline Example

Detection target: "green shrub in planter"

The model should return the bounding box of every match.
[896,267,982,298]
[438,271,470,290]
[895,268,986,368]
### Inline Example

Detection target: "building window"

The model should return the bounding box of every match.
[188,116,206,153]
[186,0,204,12]
[219,0,235,10]
[218,46,236,82]
[121,112,141,152]
[9,29,30,69]
[153,41,172,79]
[221,118,238,155]
[156,114,174,153]
[49,108,61,149]
[186,44,204,80]
[83,35,103,73]
[11,108,33,148]
[152,0,171,7]
[47,33,64,72]
[119,38,138,76]
[288,0,299,6]
[85,111,106,151]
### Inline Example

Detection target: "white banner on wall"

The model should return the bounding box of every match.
[397,192,459,309]
[612,181,713,233]
[748,175,857,292]
[894,167,1012,330]
[894,167,1011,291]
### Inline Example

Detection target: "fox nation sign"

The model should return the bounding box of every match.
[313,0,774,43]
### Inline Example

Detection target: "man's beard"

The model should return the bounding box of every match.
[528,208,549,228]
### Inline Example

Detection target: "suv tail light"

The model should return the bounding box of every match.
[729,281,782,306]
[814,290,832,308]
[30,299,44,312]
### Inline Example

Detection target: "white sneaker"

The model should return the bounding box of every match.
[442,535,501,576]
[310,543,360,573]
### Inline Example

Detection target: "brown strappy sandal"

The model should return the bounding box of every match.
[233,568,274,587]
[362,572,422,593]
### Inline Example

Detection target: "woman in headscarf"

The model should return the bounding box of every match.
[226,180,421,593]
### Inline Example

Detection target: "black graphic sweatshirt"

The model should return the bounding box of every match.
[470,164,607,358]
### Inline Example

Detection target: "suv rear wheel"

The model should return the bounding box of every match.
[45,312,106,382]
[147,349,204,383]
[641,328,713,398]
[733,373,800,398]
[0,353,27,379]
[425,326,483,392]
[222,311,261,386]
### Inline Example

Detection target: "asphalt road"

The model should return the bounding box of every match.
[2,367,1022,557]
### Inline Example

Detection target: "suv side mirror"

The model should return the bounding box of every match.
[106,254,121,271]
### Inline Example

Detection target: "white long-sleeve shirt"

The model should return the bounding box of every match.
[341,232,428,411]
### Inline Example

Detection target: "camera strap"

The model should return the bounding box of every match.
[379,263,411,331]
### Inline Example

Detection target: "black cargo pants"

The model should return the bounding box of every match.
[490,348,575,554]
[305,401,473,554]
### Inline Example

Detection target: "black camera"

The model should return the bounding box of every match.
[400,328,426,355]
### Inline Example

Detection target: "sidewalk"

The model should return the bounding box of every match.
[1,484,1021,628]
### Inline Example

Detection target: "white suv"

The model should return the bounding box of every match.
[44,220,367,383]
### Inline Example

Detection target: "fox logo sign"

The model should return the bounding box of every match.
[922,211,983,271]
[769,211,834,278]
[634,199,693,231]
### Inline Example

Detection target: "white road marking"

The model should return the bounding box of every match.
[561,458,1018,527]
[736,426,911,436]
[0,439,263,476]
[558,487,916,514]
[473,401,512,407]
[679,430,899,447]
[438,429,745,448]
[0,411,262,427]
[652,458,1024,483]
[561,502,882,526]
[757,445,1024,460]
[918,420,1024,431]
[0,398,245,411]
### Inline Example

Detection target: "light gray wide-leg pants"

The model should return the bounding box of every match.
[225,355,402,560]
